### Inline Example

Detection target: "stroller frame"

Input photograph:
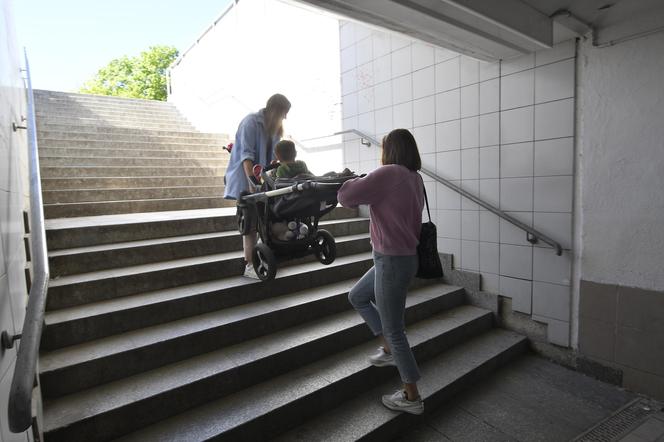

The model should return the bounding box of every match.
[236,173,354,281]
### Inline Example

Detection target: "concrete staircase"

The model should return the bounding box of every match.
[36,91,527,441]
[35,90,234,218]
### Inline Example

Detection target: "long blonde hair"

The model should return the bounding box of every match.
[264,94,291,138]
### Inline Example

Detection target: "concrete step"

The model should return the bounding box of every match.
[39,156,228,167]
[41,256,386,393]
[40,166,226,179]
[42,185,226,204]
[36,112,191,123]
[45,243,371,308]
[37,110,193,125]
[37,124,225,138]
[275,329,528,442]
[36,107,184,118]
[41,176,226,190]
[44,207,362,249]
[43,195,234,219]
[38,131,227,144]
[34,90,181,108]
[36,116,194,130]
[43,235,372,349]
[38,138,229,152]
[48,218,368,276]
[42,287,476,441]
[39,147,225,159]
[105,311,515,442]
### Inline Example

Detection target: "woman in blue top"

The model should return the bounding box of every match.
[224,93,291,278]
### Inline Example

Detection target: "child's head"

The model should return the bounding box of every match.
[275,140,297,163]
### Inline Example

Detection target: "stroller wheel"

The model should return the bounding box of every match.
[253,243,277,281]
[314,229,336,265]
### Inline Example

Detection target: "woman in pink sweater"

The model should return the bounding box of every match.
[337,128,425,415]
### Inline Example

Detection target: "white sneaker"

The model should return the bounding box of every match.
[243,263,260,280]
[381,390,424,415]
[369,347,396,367]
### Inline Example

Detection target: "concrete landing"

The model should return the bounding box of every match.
[400,354,640,442]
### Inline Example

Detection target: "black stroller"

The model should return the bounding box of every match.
[236,164,357,281]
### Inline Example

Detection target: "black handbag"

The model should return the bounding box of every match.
[416,181,443,279]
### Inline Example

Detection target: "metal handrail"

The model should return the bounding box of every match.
[7,49,50,433]
[331,129,563,255]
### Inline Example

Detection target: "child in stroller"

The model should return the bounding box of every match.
[235,157,356,281]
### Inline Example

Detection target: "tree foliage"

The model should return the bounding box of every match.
[79,45,179,101]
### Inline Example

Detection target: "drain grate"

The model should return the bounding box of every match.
[573,398,662,441]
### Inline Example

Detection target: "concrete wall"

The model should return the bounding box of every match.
[576,33,664,400]
[338,20,576,347]
[168,0,344,173]
[0,0,33,440]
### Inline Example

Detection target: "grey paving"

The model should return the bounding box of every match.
[399,355,637,442]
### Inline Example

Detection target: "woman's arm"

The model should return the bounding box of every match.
[337,167,389,207]
[237,117,261,183]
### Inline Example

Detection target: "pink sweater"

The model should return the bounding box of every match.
[338,165,424,256]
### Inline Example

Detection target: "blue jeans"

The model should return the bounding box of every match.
[348,251,421,384]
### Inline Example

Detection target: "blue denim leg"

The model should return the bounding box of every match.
[374,251,421,384]
[348,266,383,335]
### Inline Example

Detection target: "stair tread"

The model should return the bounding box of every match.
[113,328,523,442]
[42,253,376,368]
[43,185,225,193]
[45,233,371,325]
[49,230,368,258]
[45,208,235,229]
[48,230,236,257]
[42,293,474,433]
[43,195,229,208]
[274,329,527,442]
[48,250,241,287]
[43,208,358,230]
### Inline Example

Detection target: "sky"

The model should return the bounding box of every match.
[13,0,233,92]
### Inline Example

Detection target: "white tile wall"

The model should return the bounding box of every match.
[460,117,479,149]
[392,46,412,78]
[501,69,534,110]
[479,146,499,178]
[392,74,413,104]
[500,244,533,280]
[534,137,574,176]
[500,178,533,212]
[413,66,435,99]
[460,84,479,118]
[500,142,533,178]
[435,58,460,92]
[1,3,33,440]
[461,210,479,240]
[339,21,576,346]
[412,43,435,70]
[479,113,499,147]
[436,120,460,151]
[532,281,570,321]
[461,240,480,270]
[435,89,460,122]
[479,79,499,114]
[501,276,533,314]
[535,59,575,104]
[413,96,435,127]
[501,106,534,144]
[534,98,574,140]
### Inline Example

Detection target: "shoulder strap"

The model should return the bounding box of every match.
[420,174,431,223]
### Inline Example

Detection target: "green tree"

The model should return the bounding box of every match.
[80,45,179,101]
